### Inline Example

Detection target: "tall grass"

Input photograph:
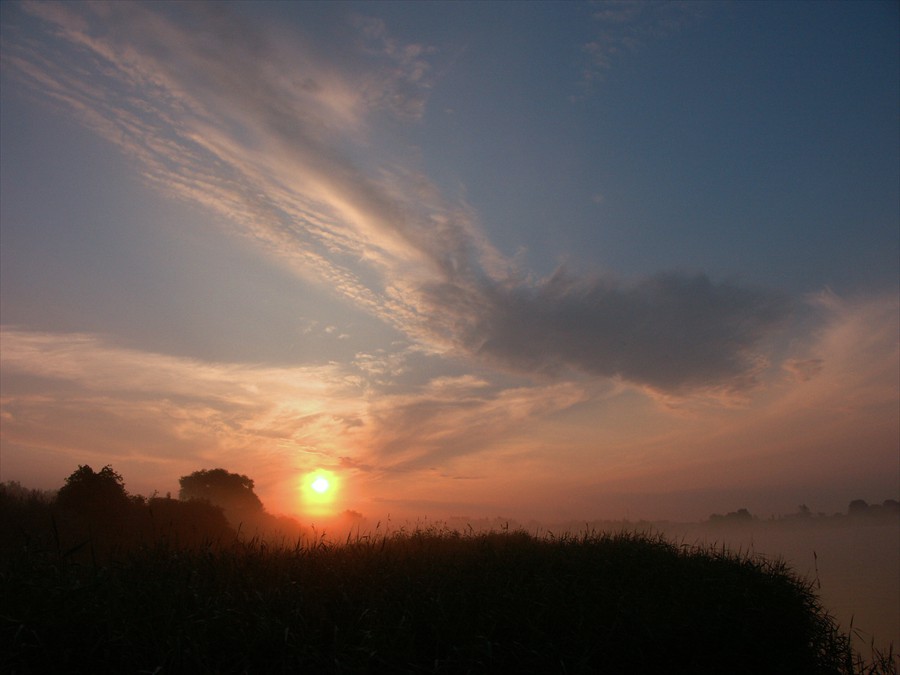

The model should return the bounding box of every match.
[2,523,894,674]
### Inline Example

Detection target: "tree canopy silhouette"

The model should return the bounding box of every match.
[56,464,130,518]
[178,468,264,516]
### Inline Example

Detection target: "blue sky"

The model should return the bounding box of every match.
[1,1,897,522]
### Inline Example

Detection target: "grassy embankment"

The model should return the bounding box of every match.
[2,517,896,674]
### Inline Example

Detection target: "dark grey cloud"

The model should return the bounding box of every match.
[423,268,791,394]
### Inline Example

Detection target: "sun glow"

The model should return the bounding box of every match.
[302,470,339,515]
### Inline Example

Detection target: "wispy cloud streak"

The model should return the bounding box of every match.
[0,329,363,459]
[0,329,588,479]
[4,0,786,396]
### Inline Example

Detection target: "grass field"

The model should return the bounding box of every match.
[2,522,895,674]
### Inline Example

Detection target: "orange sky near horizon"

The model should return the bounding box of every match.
[2,290,896,523]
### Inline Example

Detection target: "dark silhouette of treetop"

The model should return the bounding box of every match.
[56,464,130,517]
[708,507,755,524]
[178,468,264,515]
[846,498,899,519]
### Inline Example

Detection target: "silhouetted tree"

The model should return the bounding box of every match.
[179,468,264,522]
[847,499,869,516]
[52,465,140,557]
[56,465,131,519]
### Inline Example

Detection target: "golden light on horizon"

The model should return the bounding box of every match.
[301,469,339,516]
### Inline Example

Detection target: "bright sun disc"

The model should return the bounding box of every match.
[301,470,339,516]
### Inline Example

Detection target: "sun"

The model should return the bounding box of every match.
[301,469,339,516]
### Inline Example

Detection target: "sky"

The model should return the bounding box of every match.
[1,0,898,524]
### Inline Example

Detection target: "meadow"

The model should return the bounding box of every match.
[2,495,896,674]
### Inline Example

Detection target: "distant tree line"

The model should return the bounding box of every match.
[708,508,754,524]
[2,463,897,561]
[846,498,900,518]
[0,464,309,562]
[708,499,900,524]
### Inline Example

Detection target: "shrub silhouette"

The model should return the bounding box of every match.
[179,468,264,526]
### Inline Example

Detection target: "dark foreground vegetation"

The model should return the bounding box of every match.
[1,472,895,674]
[3,533,896,673]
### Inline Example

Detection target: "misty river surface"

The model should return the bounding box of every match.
[663,520,899,656]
